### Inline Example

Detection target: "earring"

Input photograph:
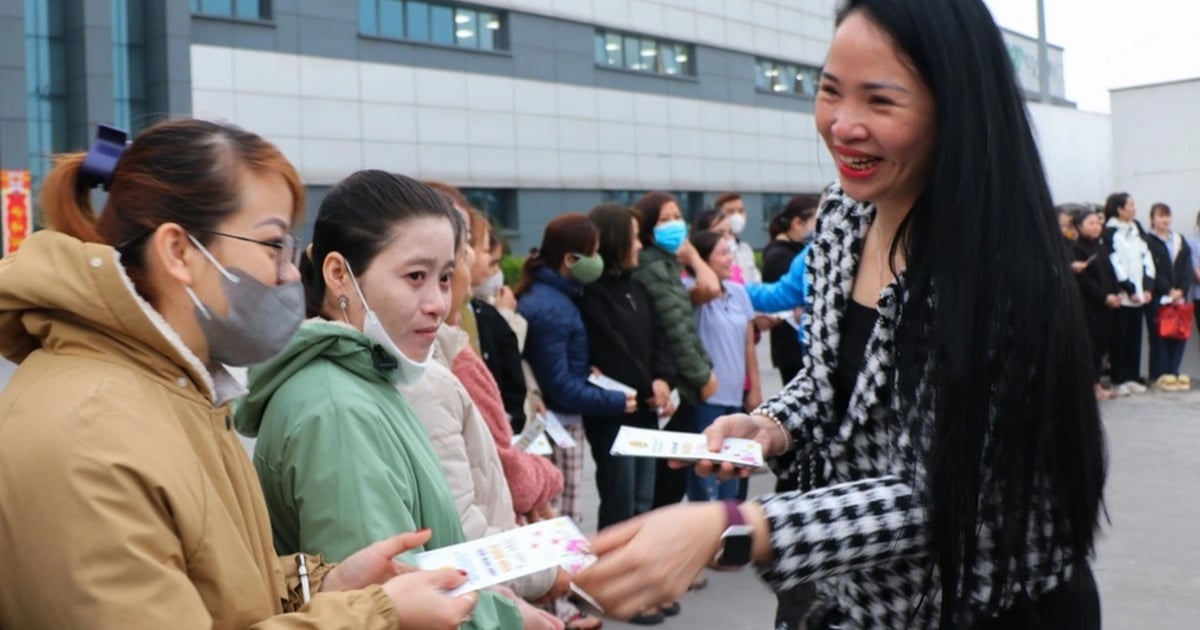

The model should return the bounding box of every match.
[337,294,348,311]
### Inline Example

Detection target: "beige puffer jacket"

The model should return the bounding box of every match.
[399,325,556,600]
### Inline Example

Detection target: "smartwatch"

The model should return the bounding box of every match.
[713,500,754,568]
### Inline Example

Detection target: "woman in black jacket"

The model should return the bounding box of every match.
[579,203,677,625]
[1071,209,1121,400]
[1144,203,1194,390]
[579,203,676,530]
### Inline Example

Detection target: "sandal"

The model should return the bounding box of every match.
[628,607,665,626]
[660,601,681,616]
[564,611,603,630]
[556,598,603,630]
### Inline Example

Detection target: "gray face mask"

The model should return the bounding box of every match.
[183,235,305,367]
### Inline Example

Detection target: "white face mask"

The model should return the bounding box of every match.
[728,213,747,235]
[344,261,433,385]
[472,270,505,302]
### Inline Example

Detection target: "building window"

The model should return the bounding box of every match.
[761,193,788,227]
[24,0,68,225]
[112,0,147,133]
[359,0,507,51]
[594,29,694,77]
[602,191,704,223]
[462,188,518,233]
[755,58,821,97]
[190,0,271,20]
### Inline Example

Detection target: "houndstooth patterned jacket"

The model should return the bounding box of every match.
[754,186,1073,628]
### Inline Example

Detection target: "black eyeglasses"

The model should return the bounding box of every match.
[196,230,301,281]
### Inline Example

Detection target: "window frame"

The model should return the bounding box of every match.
[593,28,695,78]
[461,188,519,236]
[359,0,509,52]
[189,0,273,22]
[754,57,821,99]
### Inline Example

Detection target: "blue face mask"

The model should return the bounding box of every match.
[653,220,687,254]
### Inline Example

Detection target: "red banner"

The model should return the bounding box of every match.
[2,170,32,255]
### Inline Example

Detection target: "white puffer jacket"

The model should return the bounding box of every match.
[399,324,555,600]
[1106,217,1157,307]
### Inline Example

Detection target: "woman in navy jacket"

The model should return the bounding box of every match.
[516,213,636,524]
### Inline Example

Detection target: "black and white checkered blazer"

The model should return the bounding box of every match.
[754,186,1074,628]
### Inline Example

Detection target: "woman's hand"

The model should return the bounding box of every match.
[672,413,785,481]
[321,529,432,592]
[675,240,698,265]
[1142,291,1153,305]
[495,285,517,311]
[1169,288,1184,304]
[526,501,556,523]
[1104,294,1122,309]
[574,503,727,619]
[492,585,565,630]
[650,379,671,409]
[537,567,574,604]
[753,314,780,331]
[381,569,478,629]
[1070,260,1088,274]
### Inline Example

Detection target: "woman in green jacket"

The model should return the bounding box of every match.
[235,170,530,630]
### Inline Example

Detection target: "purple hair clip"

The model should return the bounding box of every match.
[79,124,129,191]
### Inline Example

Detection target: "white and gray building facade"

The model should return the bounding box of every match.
[5,0,1112,251]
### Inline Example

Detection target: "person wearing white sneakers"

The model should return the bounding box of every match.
[1144,203,1194,392]
[1103,192,1155,396]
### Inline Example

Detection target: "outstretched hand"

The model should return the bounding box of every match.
[573,503,727,619]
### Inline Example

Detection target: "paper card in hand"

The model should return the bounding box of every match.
[415,517,596,596]
[609,425,764,468]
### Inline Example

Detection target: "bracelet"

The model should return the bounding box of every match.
[753,410,793,455]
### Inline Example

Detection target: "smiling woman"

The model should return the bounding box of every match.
[574,1,1106,628]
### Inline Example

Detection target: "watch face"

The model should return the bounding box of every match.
[716,528,754,567]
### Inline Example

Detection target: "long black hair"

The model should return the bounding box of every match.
[1103,192,1130,222]
[835,0,1106,625]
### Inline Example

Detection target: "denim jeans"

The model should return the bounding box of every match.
[686,402,742,502]
[1146,304,1188,379]
[584,415,656,530]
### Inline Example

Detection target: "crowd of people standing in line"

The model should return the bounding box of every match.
[1061,194,1198,399]
[0,0,1126,628]
[0,113,820,629]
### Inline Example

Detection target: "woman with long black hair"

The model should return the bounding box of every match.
[575,1,1107,628]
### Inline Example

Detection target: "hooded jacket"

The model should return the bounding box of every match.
[399,325,555,601]
[0,231,395,629]
[631,245,714,403]
[234,319,522,630]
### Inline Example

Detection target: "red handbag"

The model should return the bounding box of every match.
[1157,302,1195,340]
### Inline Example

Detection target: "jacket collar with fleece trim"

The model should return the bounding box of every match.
[0,230,243,406]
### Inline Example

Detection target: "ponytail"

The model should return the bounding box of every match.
[768,212,792,238]
[41,153,105,244]
[769,194,820,239]
[298,243,324,318]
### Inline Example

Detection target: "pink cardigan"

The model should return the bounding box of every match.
[452,346,564,515]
